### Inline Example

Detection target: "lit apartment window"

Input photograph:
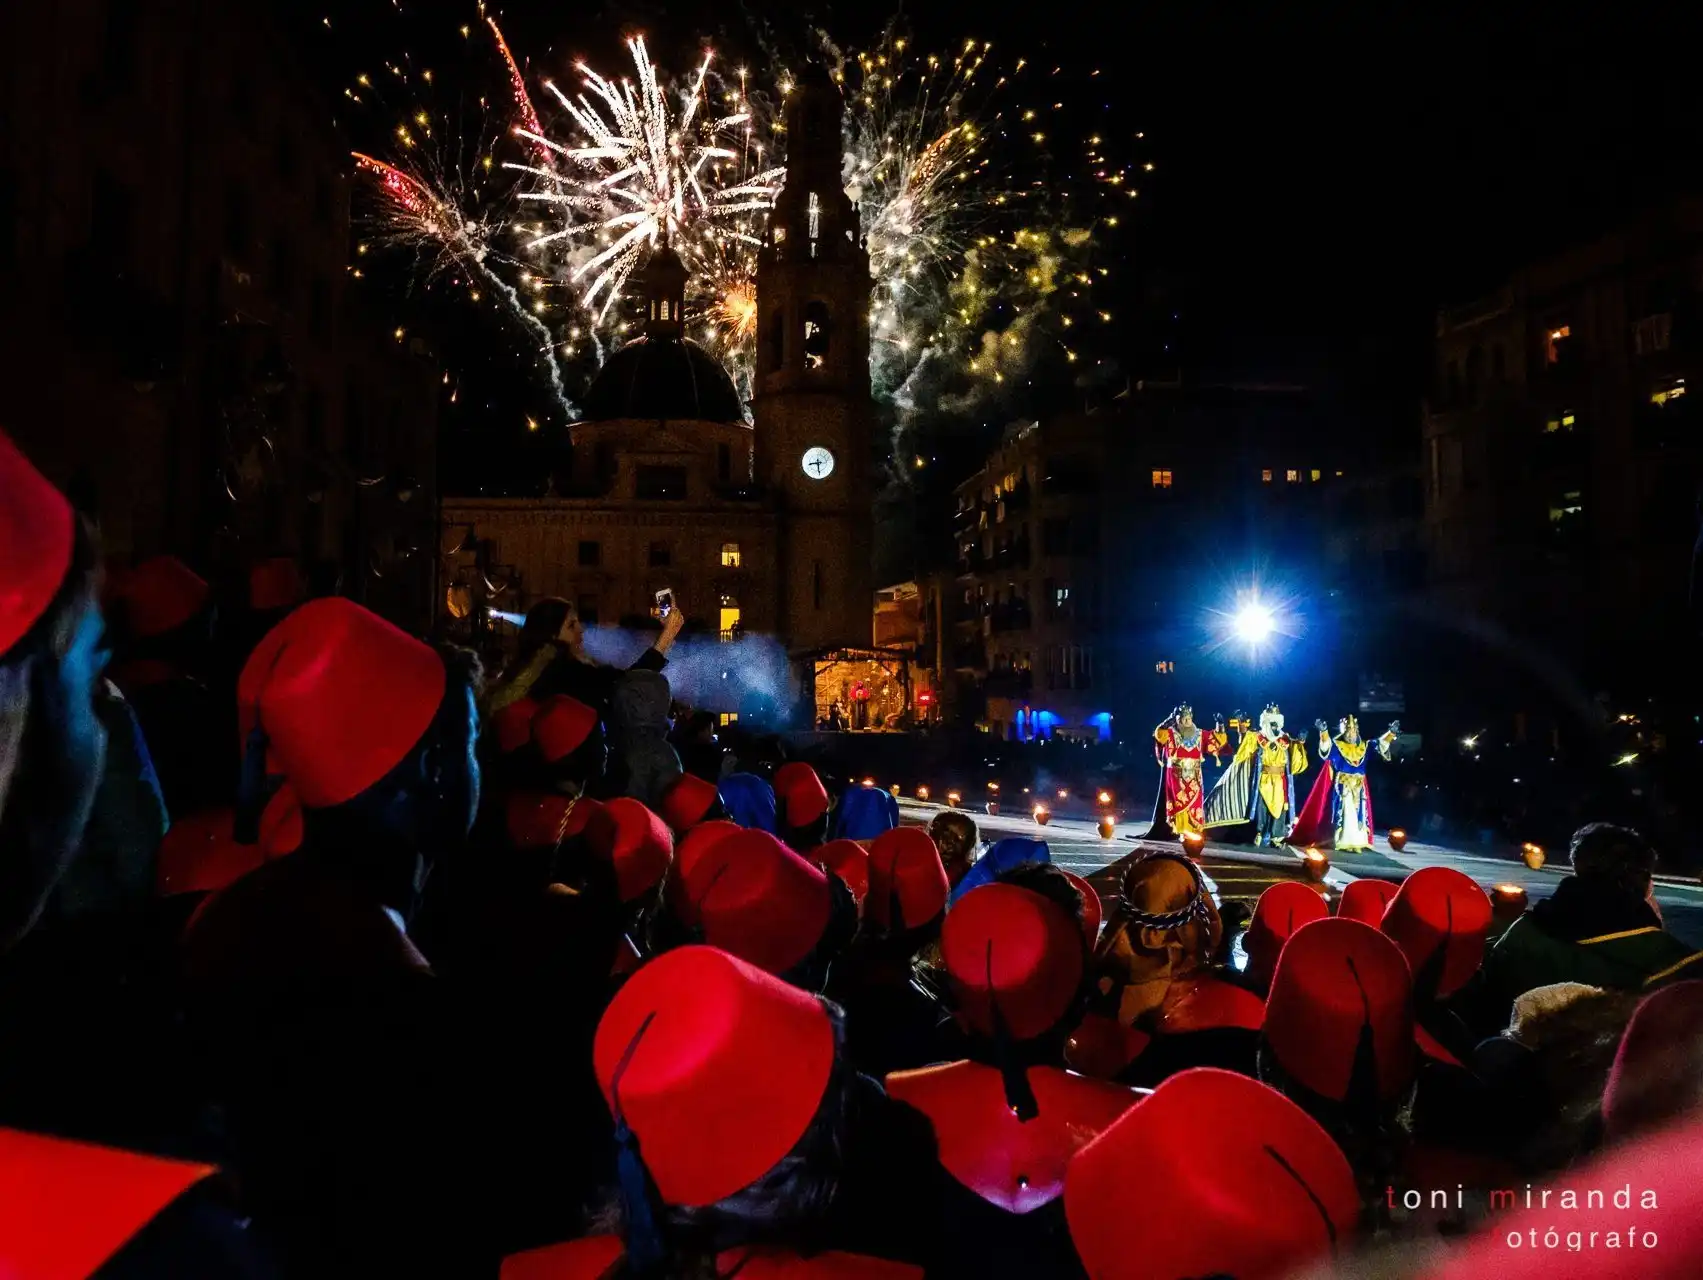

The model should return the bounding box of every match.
[1261,469,1273,483]
[719,595,741,636]
[1151,469,1173,488]
[1285,469,1300,483]
[1310,469,1322,482]
[1155,660,1175,674]
[1544,412,1578,433]
[1651,378,1687,406]
[720,541,742,567]
[718,712,739,726]
[1545,325,1572,364]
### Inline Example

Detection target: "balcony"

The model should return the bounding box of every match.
[988,602,1034,634]
[984,669,1034,698]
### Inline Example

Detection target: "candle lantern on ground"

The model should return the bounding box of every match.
[1033,804,1051,826]
[1301,848,1330,882]
[986,781,1001,817]
[1492,883,1529,920]
[916,785,931,802]
[1521,843,1545,870]
[1181,831,1205,859]
[946,790,962,809]
[1097,813,1116,840]
[1387,828,1408,853]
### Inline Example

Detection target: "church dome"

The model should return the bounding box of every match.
[578,335,745,424]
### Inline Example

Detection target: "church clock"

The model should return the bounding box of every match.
[802,447,835,480]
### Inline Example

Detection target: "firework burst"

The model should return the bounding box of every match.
[348,16,1135,430]
[506,38,783,338]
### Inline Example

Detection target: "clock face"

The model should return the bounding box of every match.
[802,447,835,480]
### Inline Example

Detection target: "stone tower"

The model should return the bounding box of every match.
[753,63,875,653]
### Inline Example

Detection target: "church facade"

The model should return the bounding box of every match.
[440,67,875,706]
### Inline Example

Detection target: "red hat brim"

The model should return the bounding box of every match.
[0,430,75,659]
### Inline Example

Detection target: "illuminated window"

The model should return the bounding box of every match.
[1545,325,1572,364]
[1310,469,1322,482]
[719,595,741,636]
[1651,378,1687,406]
[1261,469,1273,483]
[1151,469,1173,488]
[1548,490,1584,527]
[718,712,739,726]
[720,542,742,567]
[773,226,786,244]
[659,301,670,321]
[1285,469,1300,483]
[1155,660,1175,674]
[808,191,821,241]
[1544,412,1578,433]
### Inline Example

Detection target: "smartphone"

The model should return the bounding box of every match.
[654,588,674,617]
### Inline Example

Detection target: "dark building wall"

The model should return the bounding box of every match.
[0,0,437,631]
[1422,198,1703,745]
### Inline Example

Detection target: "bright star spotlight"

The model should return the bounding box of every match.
[1232,601,1276,644]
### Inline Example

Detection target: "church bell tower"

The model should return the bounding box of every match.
[753,64,874,653]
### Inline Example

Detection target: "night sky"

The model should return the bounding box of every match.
[302,1,1703,491]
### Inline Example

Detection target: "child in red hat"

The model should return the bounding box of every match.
[182,598,493,1274]
[825,827,952,1076]
[1258,917,1417,1204]
[0,429,107,954]
[535,945,942,1276]
[679,829,858,990]
[775,760,833,852]
[887,883,1135,1277]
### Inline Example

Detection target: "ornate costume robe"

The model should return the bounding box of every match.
[1153,724,1229,837]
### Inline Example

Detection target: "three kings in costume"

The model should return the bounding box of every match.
[1149,706,1230,839]
[1290,715,1400,851]
[1204,704,1308,847]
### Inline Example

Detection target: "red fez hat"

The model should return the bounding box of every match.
[533,695,599,764]
[942,884,1085,1041]
[1336,877,1399,925]
[0,1128,216,1279]
[774,761,830,827]
[1156,973,1267,1035]
[490,696,541,755]
[886,1061,1136,1213]
[248,557,304,612]
[1066,1011,1153,1080]
[1060,869,1102,944]
[1263,917,1416,1106]
[1379,866,1492,999]
[154,792,301,897]
[1411,1114,1703,1280]
[691,830,832,976]
[814,839,870,904]
[120,556,209,639]
[237,598,446,809]
[502,1238,920,1280]
[0,429,75,659]
[154,810,261,898]
[1065,1068,1360,1280]
[1603,979,1703,1144]
[1244,881,1330,988]
[667,819,742,923]
[507,792,601,850]
[867,826,949,932]
[593,945,835,1207]
[659,771,721,833]
[585,798,674,901]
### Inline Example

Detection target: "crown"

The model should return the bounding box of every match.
[1177,702,1194,716]
[1340,714,1360,734]
[1262,702,1281,715]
